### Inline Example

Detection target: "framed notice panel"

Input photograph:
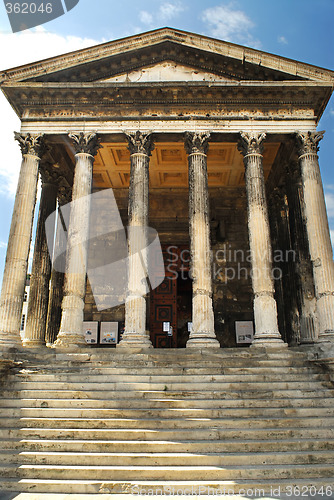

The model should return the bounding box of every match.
[100,322,118,344]
[235,321,254,344]
[83,321,98,344]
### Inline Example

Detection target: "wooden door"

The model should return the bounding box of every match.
[149,274,177,348]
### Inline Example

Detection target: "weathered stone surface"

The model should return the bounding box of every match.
[0,134,44,348]
[24,177,58,347]
[118,132,153,348]
[55,133,101,349]
[185,132,219,348]
[238,132,285,346]
[296,131,334,343]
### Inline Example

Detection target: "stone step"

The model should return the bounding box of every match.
[11,371,328,382]
[1,477,333,495]
[0,426,332,441]
[1,406,334,418]
[18,356,311,368]
[1,396,333,409]
[2,438,333,453]
[1,388,333,400]
[0,449,333,466]
[9,380,333,392]
[2,416,334,430]
[1,463,333,481]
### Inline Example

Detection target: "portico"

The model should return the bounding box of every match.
[0,28,333,350]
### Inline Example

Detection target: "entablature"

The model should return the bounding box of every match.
[2,81,331,123]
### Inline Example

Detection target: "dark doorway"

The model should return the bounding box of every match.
[149,245,192,348]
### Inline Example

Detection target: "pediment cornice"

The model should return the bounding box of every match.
[1,28,333,84]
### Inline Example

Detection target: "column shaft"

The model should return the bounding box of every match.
[0,133,44,347]
[55,133,101,348]
[45,196,69,346]
[296,131,334,342]
[238,132,285,346]
[185,132,219,348]
[119,131,153,348]
[24,180,57,347]
[286,161,317,343]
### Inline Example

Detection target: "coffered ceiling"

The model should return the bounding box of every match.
[92,142,280,189]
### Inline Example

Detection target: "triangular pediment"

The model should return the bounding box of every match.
[1,28,333,85]
[102,61,235,83]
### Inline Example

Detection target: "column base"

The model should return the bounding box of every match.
[22,339,46,348]
[117,332,153,349]
[318,330,334,343]
[186,334,220,349]
[251,333,287,348]
[53,332,87,349]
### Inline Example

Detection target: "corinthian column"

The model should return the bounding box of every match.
[45,186,71,346]
[296,131,334,342]
[23,168,58,347]
[238,132,285,346]
[118,131,154,348]
[0,133,45,348]
[54,133,101,348]
[185,132,219,348]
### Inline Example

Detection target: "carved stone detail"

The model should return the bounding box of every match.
[296,131,325,156]
[184,132,210,155]
[14,132,46,158]
[237,131,266,158]
[124,131,154,156]
[68,132,102,156]
[39,163,61,186]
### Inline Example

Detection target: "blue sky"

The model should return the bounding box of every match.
[0,0,333,282]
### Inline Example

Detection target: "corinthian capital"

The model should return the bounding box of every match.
[124,131,154,156]
[14,132,46,158]
[295,131,325,156]
[184,132,210,155]
[237,131,266,157]
[68,132,102,157]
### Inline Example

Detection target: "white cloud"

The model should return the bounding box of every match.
[278,35,288,45]
[0,28,104,198]
[201,3,260,48]
[139,2,185,27]
[139,11,154,25]
[331,230,334,247]
[0,241,7,249]
[158,2,184,21]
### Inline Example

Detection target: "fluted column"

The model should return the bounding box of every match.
[296,131,334,342]
[0,133,45,348]
[23,169,58,347]
[285,161,317,343]
[54,133,101,348]
[238,132,285,346]
[185,132,219,348]
[45,187,71,346]
[118,131,154,348]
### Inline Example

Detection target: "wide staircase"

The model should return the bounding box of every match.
[0,347,333,497]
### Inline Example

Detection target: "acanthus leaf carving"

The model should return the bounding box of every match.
[124,131,154,156]
[68,132,102,157]
[14,132,46,158]
[237,131,266,157]
[184,132,210,155]
[295,131,325,156]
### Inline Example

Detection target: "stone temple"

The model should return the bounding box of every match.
[0,28,334,496]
